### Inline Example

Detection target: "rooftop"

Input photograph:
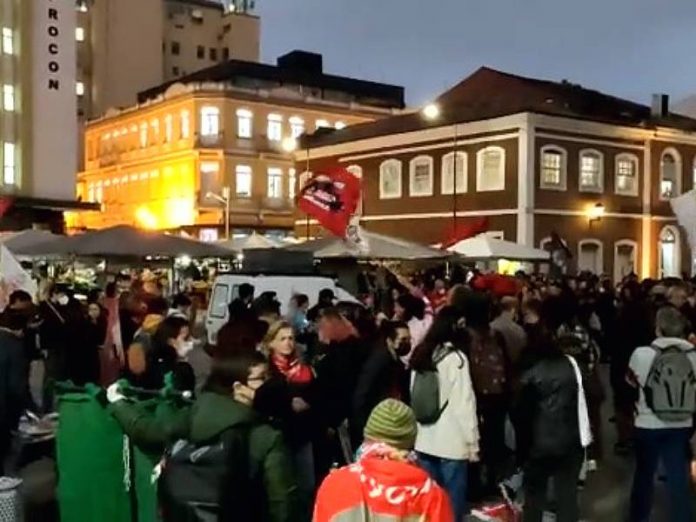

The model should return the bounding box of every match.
[138,51,406,110]
[303,67,696,148]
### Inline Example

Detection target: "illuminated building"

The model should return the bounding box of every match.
[0,0,95,232]
[70,51,405,239]
[296,67,696,280]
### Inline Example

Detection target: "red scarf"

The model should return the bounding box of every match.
[271,353,314,385]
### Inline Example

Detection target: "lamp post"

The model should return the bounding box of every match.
[587,202,605,229]
[422,103,458,229]
[206,187,231,240]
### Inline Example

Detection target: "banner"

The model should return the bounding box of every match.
[298,167,361,238]
[441,217,489,250]
[0,245,38,311]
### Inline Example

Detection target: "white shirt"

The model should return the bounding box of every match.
[413,347,479,461]
[629,337,696,430]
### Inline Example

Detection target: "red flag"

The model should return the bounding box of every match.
[0,197,13,218]
[298,167,361,238]
[441,217,489,250]
[472,273,520,297]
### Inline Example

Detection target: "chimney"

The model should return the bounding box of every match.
[651,94,670,118]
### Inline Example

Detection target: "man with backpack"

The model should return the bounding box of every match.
[109,352,300,522]
[627,306,696,522]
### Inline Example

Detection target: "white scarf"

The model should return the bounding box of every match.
[565,355,593,448]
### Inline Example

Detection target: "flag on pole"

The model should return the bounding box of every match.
[441,217,489,250]
[0,245,38,311]
[297,167,361,238]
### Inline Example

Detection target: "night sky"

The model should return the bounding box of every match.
[256,0,696,108]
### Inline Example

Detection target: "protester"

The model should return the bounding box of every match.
[125,297,168,385]
[394,294,432,356]
[307,289,336,323]
[109,353,301,521]
[627,306,696,522]
[227,282,255,322]
[351,321,411,441]
[262,320,317,510]
[168,293,192,320]
[313,399,454,522]
[74,301,105,385]
[410,306,479,520]
[0,309,29,473]
[491,295,527,367]
[513,297,590,522]
[287,294,310,335]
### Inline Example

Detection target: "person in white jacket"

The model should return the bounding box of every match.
[410,306,479,521]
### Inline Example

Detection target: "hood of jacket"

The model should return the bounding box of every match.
[188,391,259,443]
[141,314,163,334]
[652,337,694,351]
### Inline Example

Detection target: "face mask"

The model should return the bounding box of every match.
[175,339,194,358]
[394,341,412,357]
[57,295,69,306]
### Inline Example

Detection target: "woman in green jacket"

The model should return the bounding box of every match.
[108,352,301,522]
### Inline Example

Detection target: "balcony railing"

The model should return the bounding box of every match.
[195,132,224,148]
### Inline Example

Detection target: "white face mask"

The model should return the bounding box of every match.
[57,295,69,306]
[176,340,195,359]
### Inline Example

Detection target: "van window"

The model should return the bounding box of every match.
[210,284,230,318]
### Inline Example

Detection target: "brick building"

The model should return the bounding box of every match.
[294,67,696,280]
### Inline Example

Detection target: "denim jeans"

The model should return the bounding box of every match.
[523,450,583,522]
[418,452,468,520]
[630,427,694,522]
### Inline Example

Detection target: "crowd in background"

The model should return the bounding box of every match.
[0,266,695,521]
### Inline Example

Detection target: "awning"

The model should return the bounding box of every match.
[447,235,550,261]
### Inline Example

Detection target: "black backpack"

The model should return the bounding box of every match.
[159,426,260,522]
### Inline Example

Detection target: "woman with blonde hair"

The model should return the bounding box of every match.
[262,320,317,516]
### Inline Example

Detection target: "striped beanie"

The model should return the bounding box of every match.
[364,399,417,450]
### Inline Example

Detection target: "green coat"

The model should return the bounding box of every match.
[110,392,300,522]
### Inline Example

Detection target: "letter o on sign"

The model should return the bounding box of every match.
[48,61,59,73]
[48,26,59,37]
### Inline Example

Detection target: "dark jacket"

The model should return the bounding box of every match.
[513,354,581,460]
[0,328,27,431]
[111,391,299,522]
[351,347,408,439]
[313,336,366,429]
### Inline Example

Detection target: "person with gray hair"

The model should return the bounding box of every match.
[627,305,696,522]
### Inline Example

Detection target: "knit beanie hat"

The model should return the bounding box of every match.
[363,399,418,450]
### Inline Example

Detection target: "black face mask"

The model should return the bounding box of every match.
[394,340,412,357]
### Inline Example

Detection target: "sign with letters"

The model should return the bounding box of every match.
[31,0,77,200]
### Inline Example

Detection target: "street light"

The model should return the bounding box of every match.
[587,202,605,228]
[206,186,231,240]
[422,103,441,120]
[282,137,298,153]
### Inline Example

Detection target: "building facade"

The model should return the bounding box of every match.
[295,68,696,280]
[78,0,259,119]
[0,0,94,231]
[70,51,405,239]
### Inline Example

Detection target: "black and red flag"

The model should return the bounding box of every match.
[297,167,361,238]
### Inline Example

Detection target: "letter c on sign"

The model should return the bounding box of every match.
[49,43,58,55]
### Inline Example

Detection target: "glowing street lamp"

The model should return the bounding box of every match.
[282,137,298,153]
[422,103,441,120]
[206,187,231,240]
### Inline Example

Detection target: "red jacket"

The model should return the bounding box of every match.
[313,457,454,522]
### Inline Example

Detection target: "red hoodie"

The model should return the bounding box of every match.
[313,457,454,522]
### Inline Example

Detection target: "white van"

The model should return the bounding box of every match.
[205,274,356,345]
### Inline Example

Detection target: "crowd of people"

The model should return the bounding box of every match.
[1,268,696,521]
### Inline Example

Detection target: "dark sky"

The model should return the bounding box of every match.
[256,0,696,108]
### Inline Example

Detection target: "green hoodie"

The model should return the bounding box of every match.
[110,392,300,522]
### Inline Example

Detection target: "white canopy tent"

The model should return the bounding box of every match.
[216,232,283,252]
[447,235,550,261]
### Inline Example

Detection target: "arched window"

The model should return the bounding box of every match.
[476,146,505,191]
[614,240,637,282]
[441,151,467,194]
[540,145,567,190]
[660,149,681,199]
[578,239,603,274]
[579,149,604,193]
[614,153,639,196]
[379,159,402,199]
[409,155,434,197]
[659,225,681,277]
